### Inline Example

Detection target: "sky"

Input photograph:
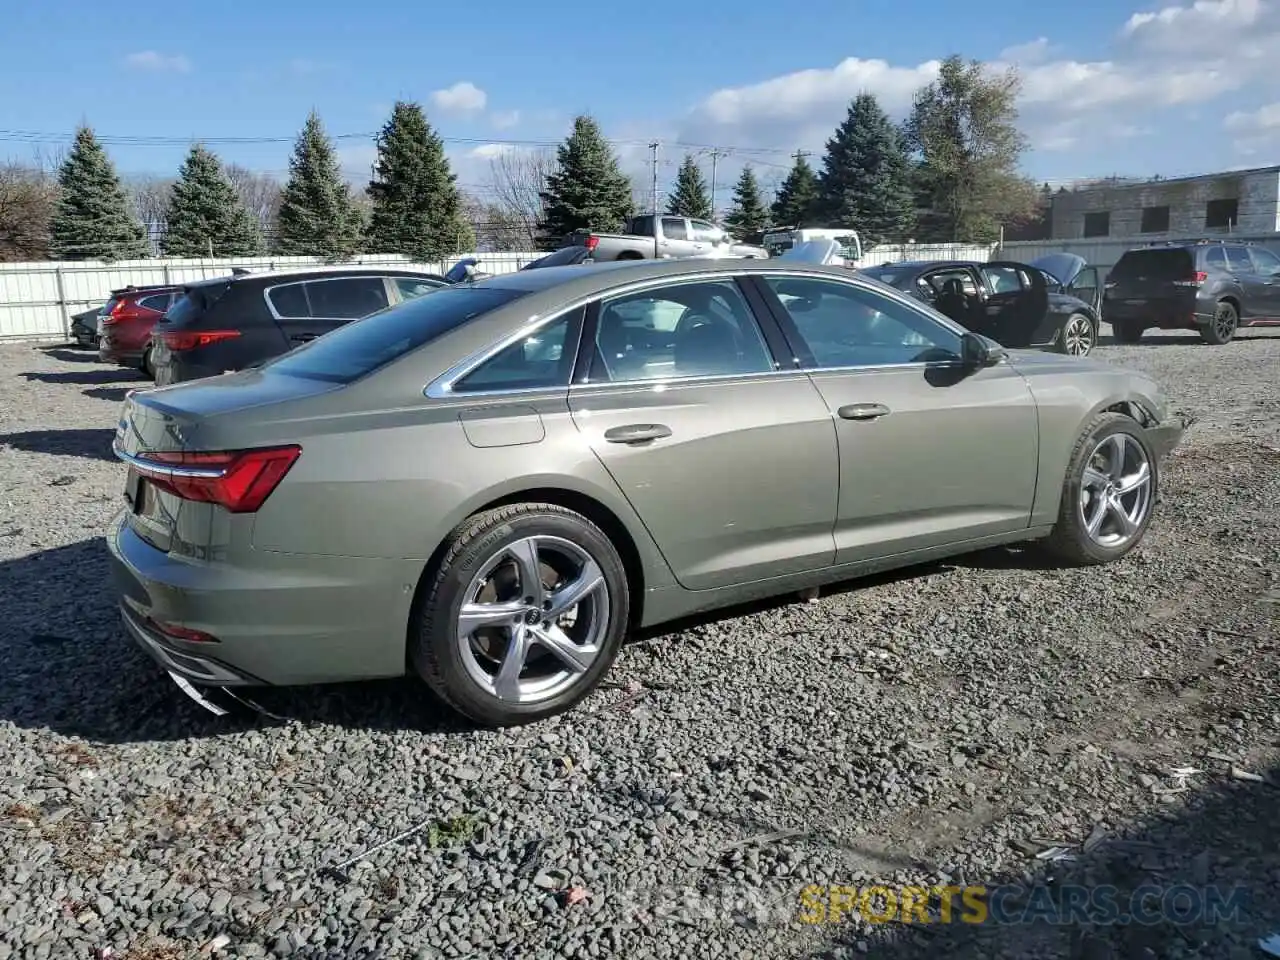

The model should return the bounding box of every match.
[4,0,1279,212]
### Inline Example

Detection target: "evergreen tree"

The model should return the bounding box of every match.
[366,101,473,260]
[537,116,633,247]
[162,145,264,257]
[665,154,713,219]
[49,127,149,260]
[816,93,915,247]
[723,165,770,239]
[275,111,362,259]
[770,155,820,227]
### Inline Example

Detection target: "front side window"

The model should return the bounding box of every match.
[764,276,963,369]
[306,277,390,319]
[1249,247,1280,275]
[689,220,721,243]
[590,280,773,383]
[454,313,577,393]
[1225,246,1254,273]
[661,217,689,241]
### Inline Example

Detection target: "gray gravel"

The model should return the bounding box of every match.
[1,331,1277,960]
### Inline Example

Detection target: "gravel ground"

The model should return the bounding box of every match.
[1,331,1278,960]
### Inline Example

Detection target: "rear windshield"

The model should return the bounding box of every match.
[99,297,120,316]
[1111,249,1194,280]
[525,247,587,269]
[264,286,529,384]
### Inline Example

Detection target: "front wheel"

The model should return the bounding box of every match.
[1039,413,1159,565]
[1200,301,1238,345]
[1057,313,1096,356]
[411,504,630,727]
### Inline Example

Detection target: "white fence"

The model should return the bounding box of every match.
[861,242,998,265]
[0,252,543,341]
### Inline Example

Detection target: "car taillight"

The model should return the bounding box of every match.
[1173,272,1208,287]
[103,301,142,325]
[160,330,241,351]
[133,445,301,513]
[148,618,220,644]
[584,235,600,252]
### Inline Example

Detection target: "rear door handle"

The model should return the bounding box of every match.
[837,403,891,421]
[290,334,317,343]
[604,423,672,444]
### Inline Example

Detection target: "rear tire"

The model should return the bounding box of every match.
[1038,413,1159,566]
[1199,301,1238,345]
[411,504,630,727]
[1056,313,1096,356]
[140,346,154,378]
[1111,319,1144,344]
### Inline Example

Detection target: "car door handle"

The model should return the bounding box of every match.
[837,403,891,421]
[290,334,317,343]
[604,423,672,444]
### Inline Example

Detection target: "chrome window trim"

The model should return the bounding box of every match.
[262,274,400,323]
[422,267,978,400]
[113,443,226,479]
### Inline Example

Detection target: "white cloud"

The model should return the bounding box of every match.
[336,144,378,176]
[123,51,191,73]
[999,37,1053,63]
[1122,0,1263,39]
[1225,102,1280,133]
[490,110,521,130]
[430,81,488,114]
[469,143,519,160]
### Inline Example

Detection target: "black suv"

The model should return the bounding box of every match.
[1104,240,1280,345]
[150,268,447,385]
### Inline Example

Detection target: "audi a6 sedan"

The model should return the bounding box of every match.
[109,259,1185,726]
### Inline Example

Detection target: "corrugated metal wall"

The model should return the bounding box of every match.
[998,233,1280,272]
[0,252,542,340]
[862,242,998,265]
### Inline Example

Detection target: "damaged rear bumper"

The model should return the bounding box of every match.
[1144,415,1188,460]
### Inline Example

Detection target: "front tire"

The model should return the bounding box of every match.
[1112,319,1144,344]
[1199,301,1238,345]
[1057,313,1096,356]
[411,504,630,727]
[1039,413,1158,566]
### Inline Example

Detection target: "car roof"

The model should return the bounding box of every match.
[182,265,445,291]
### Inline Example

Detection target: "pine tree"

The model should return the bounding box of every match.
[161,145,264,257]
[816,93,915,247]
[665,154,713,219]
[770,155,820,228]
[723,165,770,240]
[366,101,474,260]
[537,116,633,247]
[49,127,149,260]
[275,111,362,259]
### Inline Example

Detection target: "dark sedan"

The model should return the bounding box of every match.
[861,254,1102,356]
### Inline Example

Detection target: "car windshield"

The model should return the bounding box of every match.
[264,286,529,384]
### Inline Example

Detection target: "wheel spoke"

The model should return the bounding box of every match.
[1082,466,1110,489]
[458,601,524,633]
[1105,434,1128,480]
[1085,496,1107,536]
[531,623,596,673]
[545,558,604,619]
[493,623,530,701]
[1107,495,1139,537]
[1116,461,1151,495]
[508,537,546,606]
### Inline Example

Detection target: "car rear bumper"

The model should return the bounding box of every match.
[107,511,421,688]
[99,344,144,365]
[1145,419,1186,459]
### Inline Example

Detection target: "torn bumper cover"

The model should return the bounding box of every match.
[1144,412,1190,460]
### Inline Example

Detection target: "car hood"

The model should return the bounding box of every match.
[1030,252,1086,286]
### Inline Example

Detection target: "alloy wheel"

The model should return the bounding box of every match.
[1214,303,1237,342]
[1077,433,1153,548]
[456,535,610,703]
[1062,315,1094,356]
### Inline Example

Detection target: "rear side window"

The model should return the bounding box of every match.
[1111,249,1194,280]
[661,218,688,241]
[1225,246,1253,273]
[307,277,390,319]
[1205,247,1227,270]
[138,293,172,312]
[267,282,310,318]
[394,277,445,301]
[264,287,529,384]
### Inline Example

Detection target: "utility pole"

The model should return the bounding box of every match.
[649,141,660,258]
[708,148,727,222]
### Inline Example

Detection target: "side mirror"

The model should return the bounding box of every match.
[961,332,1005,368]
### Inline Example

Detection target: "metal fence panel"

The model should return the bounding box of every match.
[0,252,543,340]
[862,242,999,264]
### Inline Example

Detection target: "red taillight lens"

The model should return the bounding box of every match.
[134,445,301,513]
[1174,271,1208,288]
[148,619,220,644]
[160,330,241,351]
[1194,271,1208,284]
[584,235,600,252]
[104,301,142,325]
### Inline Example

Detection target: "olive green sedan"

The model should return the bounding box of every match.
[108,259,1184,726]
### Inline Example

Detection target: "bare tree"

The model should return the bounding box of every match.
[482,149,553,248]
[126,174,174,253]
[225,164,283,238]
[0,162,57,261]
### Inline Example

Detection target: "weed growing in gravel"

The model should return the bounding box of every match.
[427,815,478,849]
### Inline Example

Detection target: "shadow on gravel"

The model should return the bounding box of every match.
[0,540,477,745]
[1096,332,1279,348]
[22,368,146,386]
[2,427,117,461]
[82,385,134,402]
[36,345,101,363]
[804,761,1280,959]
[947,545,1070,572]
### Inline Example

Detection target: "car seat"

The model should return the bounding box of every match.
[934,278,970,324]
[674,314,740,377]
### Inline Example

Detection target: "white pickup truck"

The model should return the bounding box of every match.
[762,227,864,265]
[567,215,768,261]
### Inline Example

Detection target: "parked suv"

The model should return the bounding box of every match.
[149,268,447,385]
[1104,240,1280,345]
[98,285,182,374]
